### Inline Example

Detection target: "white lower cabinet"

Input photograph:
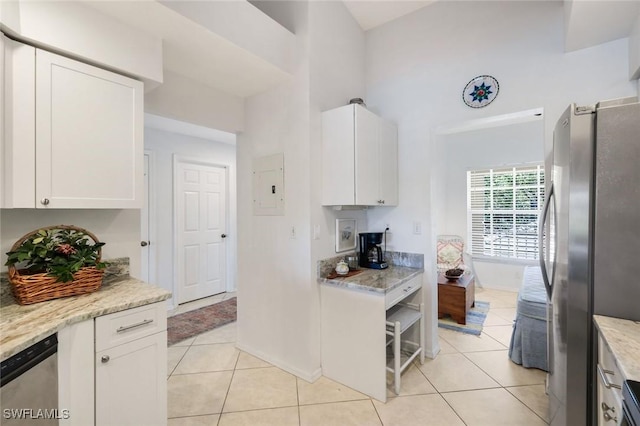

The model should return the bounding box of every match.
[94,302,167,426]
[95,332,167,426]
[57,302,167,425]
[596,334,623,425]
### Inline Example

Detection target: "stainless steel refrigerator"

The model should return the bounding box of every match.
[539,97,640,426]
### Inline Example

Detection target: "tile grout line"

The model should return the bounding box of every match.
[215,347,242,425]
[295,377,302,426]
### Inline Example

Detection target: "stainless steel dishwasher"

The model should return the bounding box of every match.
[0,334,59,425]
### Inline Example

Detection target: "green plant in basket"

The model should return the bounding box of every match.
[5,228,107,283]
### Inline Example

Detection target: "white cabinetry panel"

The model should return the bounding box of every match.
[95,331,167,426]
[321,104,398,207]
[95,302,167,426]
[2,37,36,208]
[2,37,143,209]
[35,49,143,208]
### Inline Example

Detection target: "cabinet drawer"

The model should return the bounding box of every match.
[96,302,166,352]
[385,276,421,309]
[598,335,623,401]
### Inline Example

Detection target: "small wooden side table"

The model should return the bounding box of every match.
[437,274,475,325]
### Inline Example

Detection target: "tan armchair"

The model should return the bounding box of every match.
[436,235,476,279]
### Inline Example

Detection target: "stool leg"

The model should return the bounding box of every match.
[394,321,401,395]
[419,302,425,365]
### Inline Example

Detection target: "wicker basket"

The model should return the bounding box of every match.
[7,225,105,305]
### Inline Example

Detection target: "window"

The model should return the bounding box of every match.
[467,165,545,260]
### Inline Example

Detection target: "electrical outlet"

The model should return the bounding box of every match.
[413,222,422,235]
[290,226,296,239]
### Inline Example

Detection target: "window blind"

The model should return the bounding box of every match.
[467,165,545,260]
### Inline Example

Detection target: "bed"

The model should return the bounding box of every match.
[508,265,549,372]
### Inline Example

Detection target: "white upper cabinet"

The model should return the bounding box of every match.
[2,36,143,209]
[321,104,398,207]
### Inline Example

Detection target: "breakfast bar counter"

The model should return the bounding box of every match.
[0,259,171,361]
[317,252,425,402]
[318,264,423,294]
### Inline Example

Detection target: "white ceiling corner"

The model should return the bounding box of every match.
[342,0,436,31]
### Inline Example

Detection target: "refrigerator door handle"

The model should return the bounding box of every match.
[539,182,554,299]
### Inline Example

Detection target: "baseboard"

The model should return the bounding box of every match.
[425,345,440,359]
[235,341,321,383]
[478,284,519,293]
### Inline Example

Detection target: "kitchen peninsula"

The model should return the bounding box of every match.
[318,252,424,402]
[0,258,171,425]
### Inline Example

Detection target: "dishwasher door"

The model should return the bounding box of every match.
[0,334,59,425]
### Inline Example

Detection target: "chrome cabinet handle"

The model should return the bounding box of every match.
[403,286,412,293]
[597,364,622,389]
[116,319,154,333]
[603,412,617,422]
[601,402,615,413]
[40,198,50,205]
[140,241,149,247]
[101,355,110,363]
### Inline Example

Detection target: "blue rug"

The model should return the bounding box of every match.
[438,300,490,336]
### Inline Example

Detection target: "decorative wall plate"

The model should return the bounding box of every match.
[462,75,499,108]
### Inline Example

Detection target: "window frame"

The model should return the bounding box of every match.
[466,164,545,262]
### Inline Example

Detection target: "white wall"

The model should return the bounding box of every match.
[0,209,142,278]
[365,0,637,352]
[236,0,367,381]
[144,126,237,308]
[145,71,245,134]
[0,1,163,85]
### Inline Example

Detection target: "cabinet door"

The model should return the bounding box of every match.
[35,49,143,208]
[2,37,36,208]
[96,331,167,426]
[321,105,356,205]
[378,118,398,206]
[354,105,380,205]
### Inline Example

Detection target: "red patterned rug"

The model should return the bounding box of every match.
[167,297,237,346]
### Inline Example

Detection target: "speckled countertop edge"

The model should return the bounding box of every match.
[593,315,640,382]
[0,259,171,361]
[318,265,423,294]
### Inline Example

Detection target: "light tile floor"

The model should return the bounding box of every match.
[168,288,549,425]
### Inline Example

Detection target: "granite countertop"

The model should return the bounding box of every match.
[593,315,640,382]
[0,270,171,361]
[318,265,423,294]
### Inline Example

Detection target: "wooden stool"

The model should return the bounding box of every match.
[385,302,424,395]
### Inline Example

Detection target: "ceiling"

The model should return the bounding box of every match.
[85,0,638,102]
[342,0,435,31]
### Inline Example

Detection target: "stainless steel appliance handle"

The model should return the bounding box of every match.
[539,182,554,299]
[597,363,622,390]
[116,319,154,333]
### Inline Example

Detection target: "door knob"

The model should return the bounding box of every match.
[221,234,227,238]
[101,355,110,363]
[140,241,149,247]
[40,198,50,205]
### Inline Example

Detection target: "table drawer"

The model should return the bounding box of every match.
[96,302,166,352]
[386,276,421,309]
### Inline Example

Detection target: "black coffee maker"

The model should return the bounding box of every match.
[358,232,388,269]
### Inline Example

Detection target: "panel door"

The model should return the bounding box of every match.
[378,118,398,206]
[354,105,380,205]
[35,49,143,208]
[95,332,167,426]
[176,161,227,303]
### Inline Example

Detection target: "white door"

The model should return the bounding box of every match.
[140,154,150,282]
[176,160,227,303]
